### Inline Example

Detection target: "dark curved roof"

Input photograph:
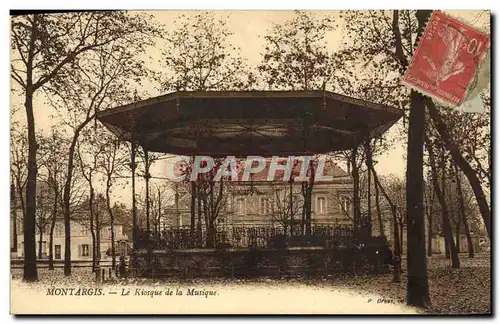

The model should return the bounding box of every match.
[97,90,402,157]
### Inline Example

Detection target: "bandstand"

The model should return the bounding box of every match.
[97,90,402,277]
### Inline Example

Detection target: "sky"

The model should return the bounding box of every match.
[10,10,489,206]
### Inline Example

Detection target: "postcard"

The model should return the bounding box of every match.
[10,9,491,315]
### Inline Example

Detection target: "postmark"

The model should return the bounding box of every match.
[402,11,490,106]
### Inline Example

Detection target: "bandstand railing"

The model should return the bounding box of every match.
[136,224,361,250]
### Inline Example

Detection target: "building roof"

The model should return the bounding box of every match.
[97,90,402,157]
[248,158,349,182]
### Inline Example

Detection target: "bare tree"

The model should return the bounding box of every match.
[197,161,233,248]
[155,12,254,245]
[150,183,174,235]
[34,182,52,260]
[11,11,157,281]
[37,129,68,269]
[44,20,154,276]
[425,135,460,268]
[269,183,303,236]
[157,12,255,92]
[10,123,28,254]
[77,126,105,272]
[99,137,128,269]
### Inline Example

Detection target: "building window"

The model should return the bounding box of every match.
[55,245,61,259]
[316,196,327,215]
[38,241,47,255]
[79,244,90,257]
[55,224,63,236]
[235,197,245,215]
[101,227,112,240]
[339,195,350,213]
[259,197,270,215]
[81,227,89,236]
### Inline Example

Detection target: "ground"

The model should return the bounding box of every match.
[10,253,490,315]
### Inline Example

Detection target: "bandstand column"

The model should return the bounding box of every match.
[131,130,138,249]
[365,139,373,238]
[144,147,151,236]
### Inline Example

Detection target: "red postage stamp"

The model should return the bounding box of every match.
[402,11,490,106]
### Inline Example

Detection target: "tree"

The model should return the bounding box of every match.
[259,11,348,235]
[426,99,491,238]
[34,182,52,259]
[11,11,157,281]
[269,183,303,236]
[340,147,365,229]
[423,172,438,257]
[258,11,346,91]
[425,135,460,268]
[100,136,128,269]
[366,171,403,282]
[150,183,174,235]
[42,14,155,276]
[339,9,431,307]
[10,123,28,254]
[77,127,105,272]
[37,129,68,269]
[78,192,109,281]
[453,164,475,258]
[155,12,254,245]
[197,160,232,248]
[157,12,255,92]
[338,9,491,242]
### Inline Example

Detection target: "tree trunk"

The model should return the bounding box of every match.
[426,98,490,238]
[143,148,152,271]
[289,180,294,236]
[405,87,430,307]
[23,87,38,282]
[48,182,58,270]
[374,172,384,237]
[131,140,138,250]
[365,155,400,282]
[105,182,116,270]
[392,207,402,282]
[190,182,196,247]
[301,196,306,235]
[440,149,450,260]
[22,14,39,282]
[95,209,101,282]
[305,184,313,236]
[157,187,162,234]
[454,166,474,258]
[48,220,55,270]
[426,136,460,268]
[62,115,94,276]
[63,133,80,276]
[197,189,202,247]
[351,148,361,229]
[16,176,26,222]
[444,236,450,258]
[11,182,18,253]
[301,182,306,235]
[455,220,461,254]
[365,142,372,237]
[427,209,433,257]
[38,229,43,260]
[206,220,216,248]
[304,161,314,236]
[463,216,475,258]
[89,188,96,272]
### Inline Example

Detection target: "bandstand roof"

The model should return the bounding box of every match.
[96,91,402,157]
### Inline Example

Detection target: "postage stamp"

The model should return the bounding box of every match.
[401,11,490,106]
